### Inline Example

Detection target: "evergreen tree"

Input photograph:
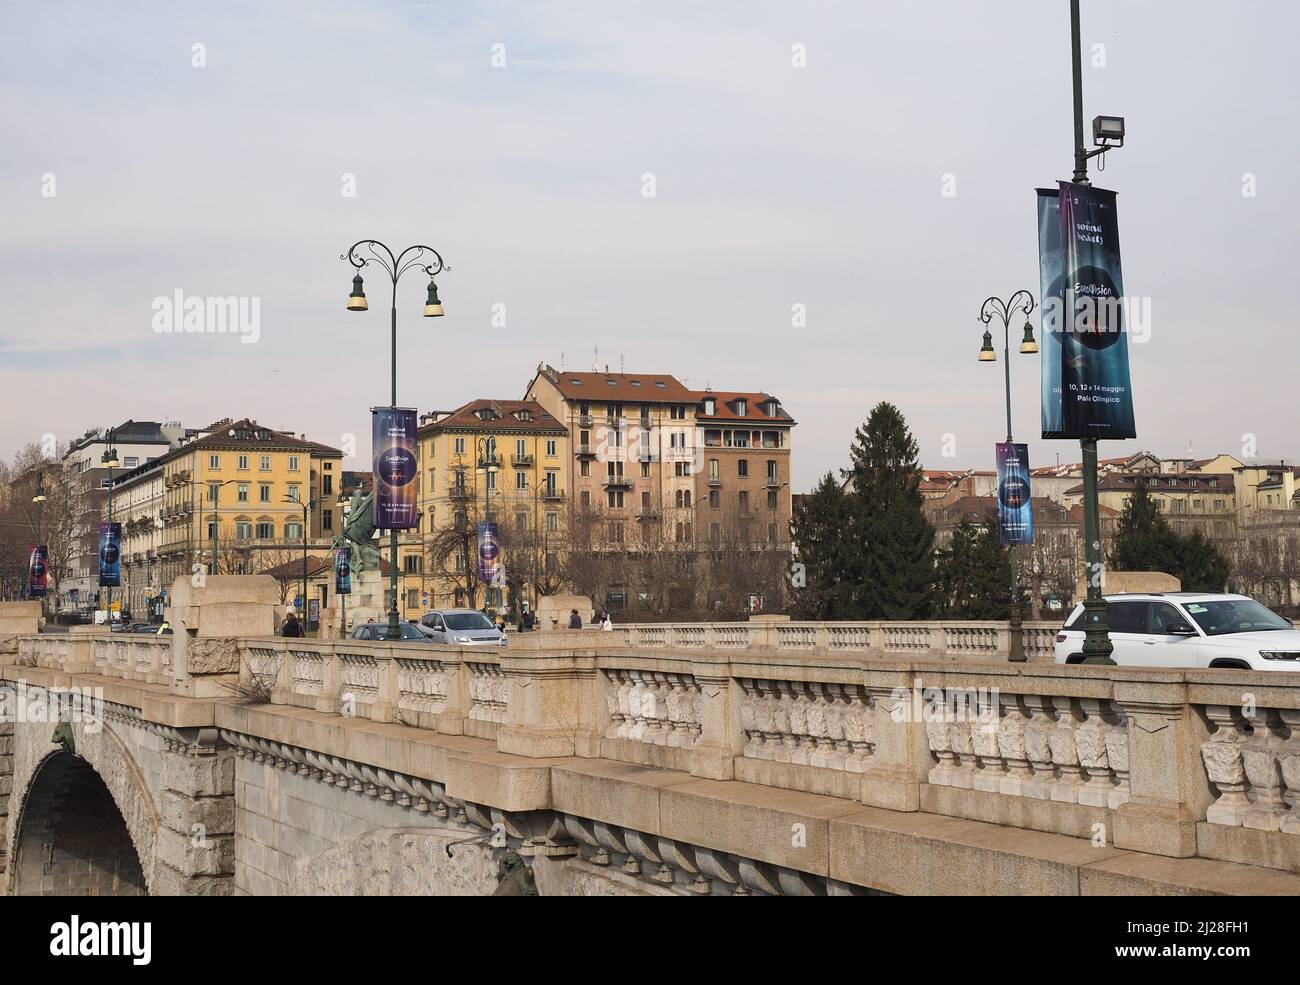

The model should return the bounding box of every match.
[1110,479,1230,591]
[936,518,1014,618]
[842,402,935,619]
[789,472,855,619]
[1176,528,1230,592]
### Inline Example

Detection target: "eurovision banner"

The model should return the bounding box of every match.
[98,522,122,587]
[28,545,49,598]
[1037,182,1136,440]
[334,547,352,595]
[995,443,1033,546]
[371,407,419,529]
[477,521,501,585]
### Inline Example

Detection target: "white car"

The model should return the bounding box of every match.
[1053,593,1300,671]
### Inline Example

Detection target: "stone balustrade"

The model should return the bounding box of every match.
[8,627,1300,880]
[611,619,1059,660]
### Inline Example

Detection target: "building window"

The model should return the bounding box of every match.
[404,555,422,574]
[124,456,139,468]
[454,437,466,455]
[260,455,271,471]
[546,439,557,457]
[237,483,249,502]
[259,484,271,503]
[286,521,302,540]
[209,454,220,470]
[739,491,749,512]
[580,491,590,508]
[766,460,777,481]
[323,510,333,531]
[516,438,527,457]
[516,512,528,532]
[207,482,219,503]
[607,490,625,508]
[323,475,333,495]
[709,490,720,508]
[767,490,778,510]
[236,521,252,540]
[738,459,749,478]
[238,455,249,470]
[580,460,590,477]
[255,521,274,539]
[515,471,528,490]
[289,456,301,471]
[546,512,558,532]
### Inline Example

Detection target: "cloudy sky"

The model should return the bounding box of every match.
[2,0,1296,490]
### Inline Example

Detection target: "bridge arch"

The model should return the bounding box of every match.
[6,713,160,896]
[11,750,147,895]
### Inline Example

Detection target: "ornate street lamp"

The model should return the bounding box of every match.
[342,239,448,640]
[978,290,1036,662]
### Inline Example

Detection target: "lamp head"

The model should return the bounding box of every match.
[978,330,996,362]
[423,278,444,317]
[1019,320,1039,354]
[347,273,368,311]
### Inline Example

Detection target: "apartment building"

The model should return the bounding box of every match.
[59,420,187,612]
[109,419,341,616]
[416,399,569,614]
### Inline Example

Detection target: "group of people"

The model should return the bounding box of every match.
[567,609,613,631]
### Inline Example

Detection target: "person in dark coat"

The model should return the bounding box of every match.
[281,612,304,637]
[568,609,582,629]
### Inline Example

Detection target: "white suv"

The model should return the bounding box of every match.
[1053,593,1300,671]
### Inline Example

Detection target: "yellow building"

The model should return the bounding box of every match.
[138,419,342,605]
[416,400,568,615]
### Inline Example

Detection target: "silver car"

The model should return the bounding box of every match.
[417,609,507,646]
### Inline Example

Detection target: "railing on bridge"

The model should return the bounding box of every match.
[7,625,1300,879]
[610,620,1061,661]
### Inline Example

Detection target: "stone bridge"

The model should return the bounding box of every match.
[3,620,1300,896]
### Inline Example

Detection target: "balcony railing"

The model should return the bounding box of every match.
[540,488,565,501]
[707,476,722,486]
[575,444,596,458]
[603,475,633,489]
[636,507,660,520]
[577,414,593,427]
[512,453,534,468]
[449,487,470,500]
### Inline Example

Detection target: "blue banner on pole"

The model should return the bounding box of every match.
[996,442,1033,546]
[477,521,500,585]
[334,546,352,595]
[98,523,122,587]
[371,407,419,529]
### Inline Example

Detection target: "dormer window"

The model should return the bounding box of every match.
[515,409,532,422]
[762,400,779,416]
[703,397,716,415]
[734,399,747,416]
[477,408,496,421]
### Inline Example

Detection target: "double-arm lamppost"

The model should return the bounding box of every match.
[476,437,499,615]
[343,239,446,641]
[978,291,1037,661]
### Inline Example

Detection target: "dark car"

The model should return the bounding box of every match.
[349,623,429,642]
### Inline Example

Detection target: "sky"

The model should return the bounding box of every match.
[2,0,1297,491]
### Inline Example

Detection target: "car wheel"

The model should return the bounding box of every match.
[1207,658,1252,670]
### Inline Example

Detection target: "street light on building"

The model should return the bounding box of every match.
[343,238,447,641]
[978,290,1036,662]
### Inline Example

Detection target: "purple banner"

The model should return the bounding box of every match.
[372,407,419,529]
[29,545,49,597]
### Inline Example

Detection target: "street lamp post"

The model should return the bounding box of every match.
[283,493,314,632]
[978,291,1037,661]
[1069,0,1119,665]
[31,471,45,607]
[343,239,447,641]
[476,437,499,615]
[102,431,120,625]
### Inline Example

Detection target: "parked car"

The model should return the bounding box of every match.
[126,622,156,634]
[1054,593,1300,671]
[417,609,507,646]
[349,623,428,642]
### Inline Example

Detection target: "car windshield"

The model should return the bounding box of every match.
[444,612,495,631]
[1182,599,1292,637]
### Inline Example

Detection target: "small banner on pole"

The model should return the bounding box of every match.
[98,522,122,587]
[371,407,419,529]
[477,521,500,585]
[29,545,49,597]
[996,442,1033,546]
[334,546,352,595]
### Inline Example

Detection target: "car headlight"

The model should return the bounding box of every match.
[1259,650,1300,661]
[455,635,471,643]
